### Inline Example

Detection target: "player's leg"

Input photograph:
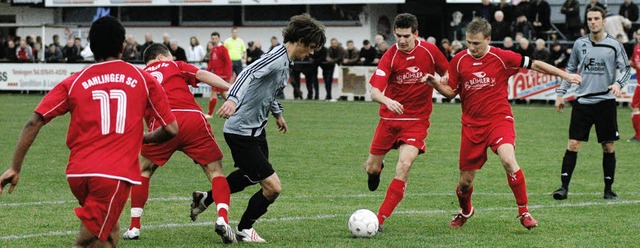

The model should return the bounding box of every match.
[594,99,620,199]
[365,119,394,191]
[207,91,218,117]
[451,125,483,228]
[630,107,640,141]
[364,154,385,191]
[376,144,418,229]
[496,144,537,229]
[554,102,590,200]
[73,223,99,248]
[235,173,280,243]
[124,156,159,239]
[200,160,236,243]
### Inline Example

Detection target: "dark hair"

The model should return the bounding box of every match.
[363,40,370,45]
[211,32,220,38]
[89,16,125,61]
[248,41,255,47]
[587,6,606,19]
[282,14,326,48]
[143,43,170,64]
[393,13,419,33]
[466,17,492,38]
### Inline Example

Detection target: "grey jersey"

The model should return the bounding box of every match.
[223,44,289,137]
[556,34,631,104]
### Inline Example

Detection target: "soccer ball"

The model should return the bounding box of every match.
[348,209,379,238]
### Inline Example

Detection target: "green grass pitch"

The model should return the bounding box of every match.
[1,94,639,247]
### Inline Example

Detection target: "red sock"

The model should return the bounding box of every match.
[456,185,474,215]
[211,176,231,223]
[208,97,217,115]
[507,169,529,215]
[377,178,406,225]
[632,114,640,139]
[129,176,150,229]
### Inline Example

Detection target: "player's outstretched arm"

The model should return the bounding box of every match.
[275,117,288,134]
[143,121,178,144]
[0,113,46,195]
[216,100,237,119]
[531,60,582,85]
[196,70,231,91]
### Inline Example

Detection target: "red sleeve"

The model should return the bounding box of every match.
[143,71,175,126]
[430,45,449,76]
[447,54,462,93]
[34,78,72,123]
[222,46,233,79]
[497,48,527,69]
[369,49,393,91]
[176,61,199,87]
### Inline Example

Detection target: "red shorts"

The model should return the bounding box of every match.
[142,111,223,166]
[369,118,430,155]
[631,83,640,108]
[67,177,132,242]
[459,118,516,171]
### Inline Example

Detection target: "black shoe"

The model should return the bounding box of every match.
[604,191,619,200]
[552,187,568,200]
[377,225,383,233]
[367,162,384,191]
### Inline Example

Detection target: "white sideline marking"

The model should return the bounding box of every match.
[2,192,639,208]
[2,200,639,240]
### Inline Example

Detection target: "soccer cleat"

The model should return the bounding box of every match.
[449,207,474,228]
[518,212,538,230]
[214,218,237,244]
[236,228,267,243]
[628,137,640,142]
[204,114,213,119]
[367,162,384,191]
[190,191,208,221]
[377,225,383,233]
[122,227,140,240]
[552,187,568,200]
[604,191,620,200]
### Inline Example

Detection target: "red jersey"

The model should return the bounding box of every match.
[144,60,200,112]
[369,39,448,119]
[34,60,175,184]
[632,43,640,71]
[206,45,232,81]
[448,46,531,126]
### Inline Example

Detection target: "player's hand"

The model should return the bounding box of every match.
[555,95,565,113]
[385,99,404,115]
[421,74,439,87]
[216,100,237,119]
[608,84,622,97]
[564,74,582,85]
[0,168,20,195]
[440,74,449,86]
[275,117,288,134]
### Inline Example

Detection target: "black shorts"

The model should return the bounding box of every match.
[224,132,275,182]
[569,99,620,143]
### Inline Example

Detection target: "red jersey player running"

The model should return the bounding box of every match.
[0,16,178,247]
[364,13,449,232]
[121,43,235,243]
[426,17,582,230]
[628,29,640,142]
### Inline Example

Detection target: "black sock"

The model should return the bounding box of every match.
[561,150,578,189]
[238,189,274,231]
[204,170,257,207]
[603,152,616,192]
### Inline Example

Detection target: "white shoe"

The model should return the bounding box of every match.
[236,228,266,243]
[122,227,140,240]
[215,217,237,244]
[190,191,208,221]
[204,114,213,119]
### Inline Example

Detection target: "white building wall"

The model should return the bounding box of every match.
[0,3,56,25]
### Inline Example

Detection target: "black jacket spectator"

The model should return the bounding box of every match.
[528,0,551,39]
[497,0,516,23]
[45,44,64,63]
[246,41,264,66]
[561,0,582,40]
[492,16,512,41]
[4,40,18,61]
[62,40,81,62]
[358,40,377,66]
[619,0,639,22]
[475,0,497,22]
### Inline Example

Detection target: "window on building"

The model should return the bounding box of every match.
[242,5,307,26]
[181,6,234,26]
